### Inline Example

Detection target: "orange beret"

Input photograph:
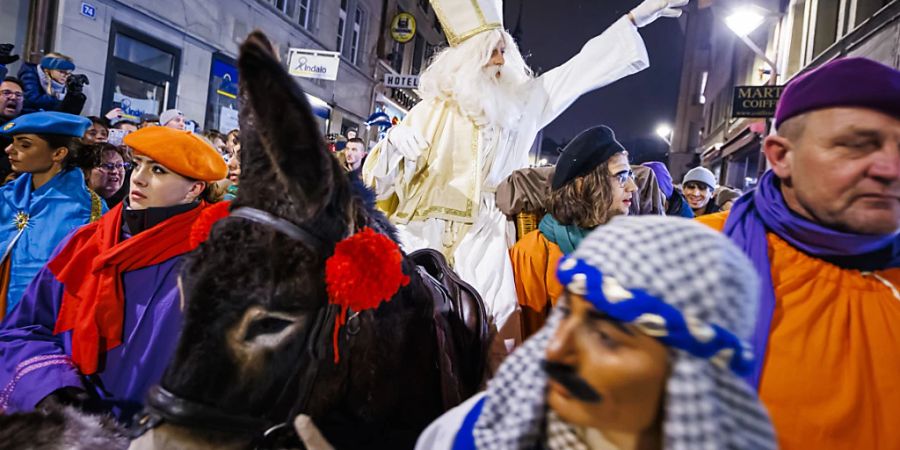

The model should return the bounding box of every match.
[123,126,228,182]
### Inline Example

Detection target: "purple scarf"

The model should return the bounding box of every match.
[723,170,900,388]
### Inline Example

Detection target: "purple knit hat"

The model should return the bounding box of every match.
[642,161,673,198]
[774,57,900,129]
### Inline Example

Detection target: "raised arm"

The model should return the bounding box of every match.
[532,0,689,128]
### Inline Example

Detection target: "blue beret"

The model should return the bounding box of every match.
[1,111,91,137]
[39,56,76,71]
[552,125,626,190]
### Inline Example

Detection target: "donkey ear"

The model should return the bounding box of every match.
[237,31,334,216]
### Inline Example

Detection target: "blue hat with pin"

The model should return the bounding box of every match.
[1,111,92,137]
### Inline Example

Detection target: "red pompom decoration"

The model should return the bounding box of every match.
[325,227,410,363]
[189,201,232,247]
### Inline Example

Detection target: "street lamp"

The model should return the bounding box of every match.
[724,8,765,37]
[725,7,778,85]
[656,124,673,145]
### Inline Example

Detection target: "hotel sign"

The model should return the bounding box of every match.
[384,74,419,89]
[732,85,785,118]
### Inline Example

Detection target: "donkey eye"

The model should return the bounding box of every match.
[244,316,295,341]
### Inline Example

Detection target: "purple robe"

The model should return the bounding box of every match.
[0,234,184,421]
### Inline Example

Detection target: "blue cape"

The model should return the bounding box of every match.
[1,169,105,313]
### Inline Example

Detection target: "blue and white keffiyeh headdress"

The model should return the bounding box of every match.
[472,216,777,450]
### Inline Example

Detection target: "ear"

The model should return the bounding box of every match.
[237,31,335,217]
[51,146,68,164]
[763,134,793,181]
[185,181,207,202]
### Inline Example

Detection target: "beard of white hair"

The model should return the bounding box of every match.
[417,29,533,130]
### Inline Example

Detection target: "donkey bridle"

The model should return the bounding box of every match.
[133,207,344,447]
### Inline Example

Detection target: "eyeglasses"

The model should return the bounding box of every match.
[0,90,23,99]
[610,169,635,187]
[99,162,133,172]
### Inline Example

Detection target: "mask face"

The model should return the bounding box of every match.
[545,294,670,434]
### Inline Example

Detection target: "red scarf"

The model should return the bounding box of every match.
[49,202,209,375]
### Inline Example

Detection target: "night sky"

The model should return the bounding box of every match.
[506,0,687,162]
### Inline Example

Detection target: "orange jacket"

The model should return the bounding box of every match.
[697,211,900,450]
[509,230,565,340]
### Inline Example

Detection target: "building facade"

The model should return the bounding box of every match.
[0,0,388,136]
[368,0,445,142]
[670,0,899,189]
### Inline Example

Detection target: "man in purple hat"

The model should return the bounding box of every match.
[697,57,900,450]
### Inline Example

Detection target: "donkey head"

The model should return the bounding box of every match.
[158,31,444,447]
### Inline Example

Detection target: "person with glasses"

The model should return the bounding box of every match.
[86,143,132,205]
[0,76,25,182]
[510,125,638,339]
[0,112,106,319]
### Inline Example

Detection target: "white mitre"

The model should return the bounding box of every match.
[430,0,503,46]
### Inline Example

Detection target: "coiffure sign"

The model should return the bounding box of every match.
[732,85,785,118]
[287,48,341,81]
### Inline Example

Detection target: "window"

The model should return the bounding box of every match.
[298,0,312,29]
[783,0,808,78]
[205,54,239,133]
[854,0,891,27]
[274,0,289,14]
[411,34,425,74]
[350,8,364,64]
[811,0,840,57]
[102,23,180,122]
[390,39,403,73]
[337,0,347,52]
[697,71,708,105]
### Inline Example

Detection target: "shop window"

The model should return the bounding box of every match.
[205,54,239,133]
[102,23,180,122]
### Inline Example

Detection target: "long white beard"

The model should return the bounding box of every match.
[447,66,527,130]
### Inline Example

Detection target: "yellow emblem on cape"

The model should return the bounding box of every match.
[13,211,29,231]
[2,122,14,131]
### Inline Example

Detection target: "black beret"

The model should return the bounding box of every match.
[551,125,626,190]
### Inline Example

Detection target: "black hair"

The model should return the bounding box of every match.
[346,137,365,146]
[112,119,139,129]
[2,76,23,90]
[37,134,98,171]
[87,115,111,129]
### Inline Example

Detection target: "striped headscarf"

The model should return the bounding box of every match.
[472,216,777,450]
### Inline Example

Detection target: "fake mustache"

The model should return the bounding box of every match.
[542,360,603,403]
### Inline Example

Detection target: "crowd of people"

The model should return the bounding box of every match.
[0,0,897,448]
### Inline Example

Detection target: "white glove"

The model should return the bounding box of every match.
[386,124,429,162]
[629,0,689,28]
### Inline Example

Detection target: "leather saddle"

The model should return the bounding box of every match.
[409,248,489,409]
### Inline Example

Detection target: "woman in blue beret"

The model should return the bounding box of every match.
[0,111,106,318]
[16,52,87,115]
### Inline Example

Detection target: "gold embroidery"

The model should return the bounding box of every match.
[13,212,28,231]
[430,0,501,46]
[89,190,103,223]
